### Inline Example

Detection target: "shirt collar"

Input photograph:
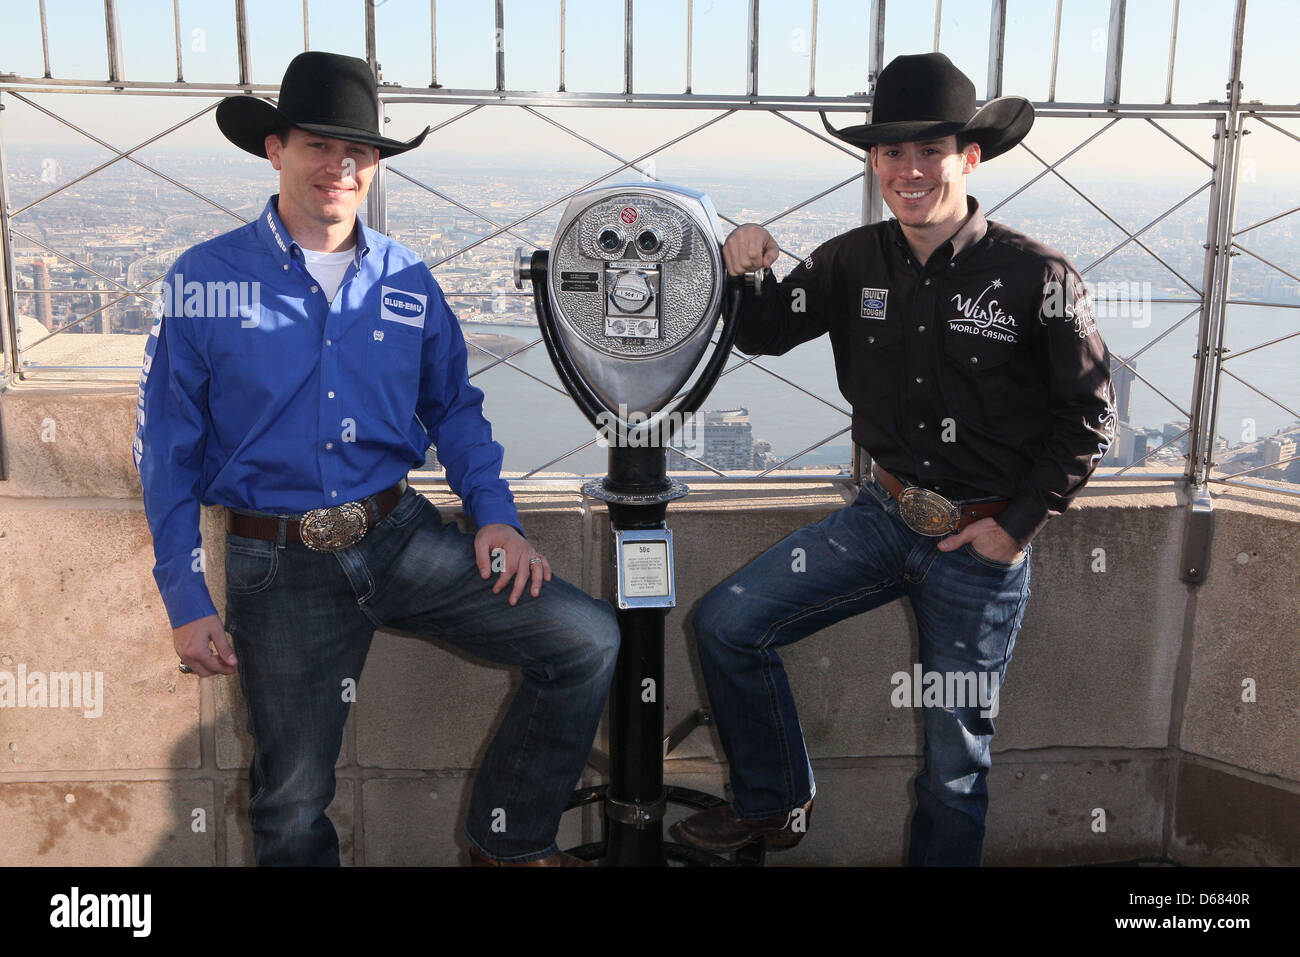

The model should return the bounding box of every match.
[256,194,374,270]
[888,196,988,267]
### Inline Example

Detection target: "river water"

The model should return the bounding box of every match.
[460,301,1299,475]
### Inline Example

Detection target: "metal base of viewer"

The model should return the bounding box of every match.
[563,709,770,868]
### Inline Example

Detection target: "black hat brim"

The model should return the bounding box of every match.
[820,96,1034,161]
[216,95,430,160]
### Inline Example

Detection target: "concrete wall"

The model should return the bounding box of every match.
[1,385,1296,865]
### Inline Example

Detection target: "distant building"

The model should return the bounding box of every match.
[31,260,52,331]
[668,408,757,471]
[1109,355,1136,425]
[1262,436,1297,475]
[1163,420,1190,452]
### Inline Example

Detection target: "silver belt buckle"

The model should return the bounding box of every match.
[896,485,960,537]
[299,501,369,552]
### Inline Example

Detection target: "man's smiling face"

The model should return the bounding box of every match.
[871,135,980,233]
[265,128,378,234]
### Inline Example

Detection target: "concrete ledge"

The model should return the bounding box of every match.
[0,780,215,865]
[2,384,1298,865]
[1171,761,1300,866]
[0,385,141,499]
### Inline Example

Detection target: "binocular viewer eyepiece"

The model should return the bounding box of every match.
[516,183,743,443]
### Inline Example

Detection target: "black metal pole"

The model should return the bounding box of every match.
[603,445,670,866]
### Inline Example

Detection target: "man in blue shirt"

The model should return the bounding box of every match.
[135,51,618,866]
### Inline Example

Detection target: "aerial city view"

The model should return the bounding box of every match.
[6,141,1297,480]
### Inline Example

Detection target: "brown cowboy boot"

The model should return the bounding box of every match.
[670,800,812,852]
[468,846,595,867]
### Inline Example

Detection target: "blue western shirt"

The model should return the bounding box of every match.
[134,196,520,628]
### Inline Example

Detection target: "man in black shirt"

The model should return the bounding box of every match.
[671,53,1115,865]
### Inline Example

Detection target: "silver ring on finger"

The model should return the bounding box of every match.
[178,662,194,675]
[528,557,542,566]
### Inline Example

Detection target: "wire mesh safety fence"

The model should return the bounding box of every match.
[0,0,1296,492]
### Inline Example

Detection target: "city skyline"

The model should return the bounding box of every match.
[4,149,1297,483]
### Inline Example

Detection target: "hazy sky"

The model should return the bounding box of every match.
[0,0,1295,176]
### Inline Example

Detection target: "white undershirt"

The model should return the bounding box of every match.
[301,247,355,303]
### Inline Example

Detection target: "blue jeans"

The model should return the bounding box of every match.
[223,485,619,865]
[692,479,1031,866]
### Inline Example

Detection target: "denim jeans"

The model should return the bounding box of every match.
[692,478,1031,866]
[223,485,619,865]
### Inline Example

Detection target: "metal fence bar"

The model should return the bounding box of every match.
[7,227,159,310]
[756,426,852,477]
[0,93,18,377]
[1081,181,1212,274]
[1220,329,1300,363]
[863,0,886,231]
[1018,141,1203,295]
[461,334,547,377]
[1248,115,1300,147]
[1219,366,1300,422]
[1165,0,1180,104]
[385,164,544,250]
[9,100,224,217]
[624,0,633,96]
[1143,117,1214,168]
[39,0,52,79]
[1107,353,1193,420]
[1209,476,1300,497]
[1199,0,1251,485]
[747,0,760,97]
[933,0,942,52]
[235,0,250,88]
[808,0,819,95]
[771,110,865,161]
[985,119,1122,217]
[1234,204,1300,237]
[684,0,692,93]
[1211,451,1300,481]
[20,287,146,345]
[759,173,865,227]
[1048,0,1063,102]
[427,110,737,268]
[1232,242,1300,284]
[366,1,385,234]
[1226,299,1300,310]
[558,0,566,92]
[429,0,437,86]
[1113,427,1191,477]
[105,0,123,84]
[987,0,1006,99]
[1186,116,1229,486]
[174,0,184,81]
[1117,305,1201,367]
[495,0,506,93]
[4,93,247,223]
[514,105,809,265]
[518,435,603,478]
[304,0,311,51]
[1104,0,1126,104]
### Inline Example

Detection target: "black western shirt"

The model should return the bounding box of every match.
[737,198,1116,547]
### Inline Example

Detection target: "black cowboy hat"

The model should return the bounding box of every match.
[216,51,430,159]
[821,52,1033,160]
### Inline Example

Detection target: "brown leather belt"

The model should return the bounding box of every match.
[870,465,1007,537]
[225,479,408,551]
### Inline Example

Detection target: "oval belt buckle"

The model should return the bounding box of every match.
[897,486,960,537]
[300,502,369,552]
